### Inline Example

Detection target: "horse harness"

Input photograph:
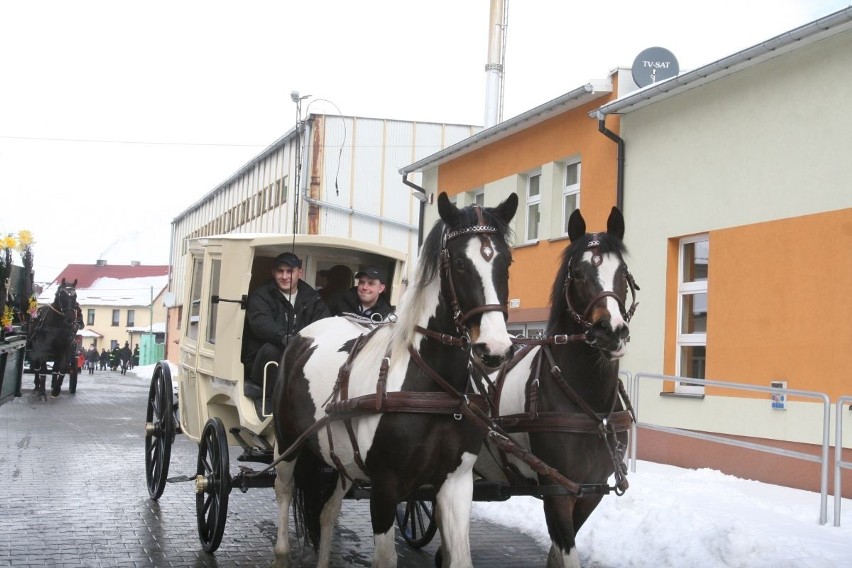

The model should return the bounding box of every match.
[481,339,635,496]
[472,236,642,497]
[267,214,512,483]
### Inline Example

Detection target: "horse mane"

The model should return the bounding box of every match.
[386,202,514,361]
[547,231,627,333]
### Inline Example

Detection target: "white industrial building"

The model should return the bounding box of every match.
[165,113,479,360]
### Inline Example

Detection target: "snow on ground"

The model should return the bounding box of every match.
[472,462,852,567]
[129,363,852,567]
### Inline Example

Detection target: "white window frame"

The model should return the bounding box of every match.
[525,171,541,243]
[562,161,581,236]
[506,322,546,339]
[675,234,709,394]
[473,189,485,207]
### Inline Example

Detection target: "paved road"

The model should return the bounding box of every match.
[0,368,549,567]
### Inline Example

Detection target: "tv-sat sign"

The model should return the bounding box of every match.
[632,47,679,88]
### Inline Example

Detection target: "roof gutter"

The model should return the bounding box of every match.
[595,7,852,117]
[400,80,612,175]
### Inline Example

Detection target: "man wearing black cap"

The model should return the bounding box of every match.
[241,251,330,400]
[330,265,394,320]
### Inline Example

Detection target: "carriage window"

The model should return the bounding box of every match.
[526,173,541,242]
[562,162,581,235]
[676,236,709,394]
[111,309,120,326]
[187,257,204,341]
[206,259,221,345]
[87,309,95,326]
[126,309,135,327]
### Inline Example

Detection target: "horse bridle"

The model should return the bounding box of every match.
[563,234,640,342]
[417,205,508,348]
[51,286,79,323]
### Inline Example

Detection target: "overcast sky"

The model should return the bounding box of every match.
[1,0,848,283]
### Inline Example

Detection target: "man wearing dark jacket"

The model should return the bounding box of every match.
[241,252,330,400]
[330,266,394,320]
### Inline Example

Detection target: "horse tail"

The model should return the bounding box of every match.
[292,448,340,550]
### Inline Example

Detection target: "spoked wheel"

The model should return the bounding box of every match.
[196,417,230,553]
[395,497,438,548]
[69,366,78,394]
[145,362,175,499]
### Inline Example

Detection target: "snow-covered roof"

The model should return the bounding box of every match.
[126,322,166,334]
[39,274,169,307]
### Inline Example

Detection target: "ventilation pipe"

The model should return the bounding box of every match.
[484,0,508,128]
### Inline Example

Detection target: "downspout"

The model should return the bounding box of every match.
[402,174,427,248]
[596,110,625,212]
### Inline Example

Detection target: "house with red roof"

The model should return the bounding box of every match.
[38,261,169,353]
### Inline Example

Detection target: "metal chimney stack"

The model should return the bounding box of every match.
[484,0,507,128]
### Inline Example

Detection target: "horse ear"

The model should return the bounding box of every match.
[607,207,625,241]
[437,192,461,227]
[494,193,519,224]
[71,279,78,287]
[567,209,586,242]
[61,277,66,286]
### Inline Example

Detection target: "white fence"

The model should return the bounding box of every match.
[834,396,852,526]
[624,372,832,525]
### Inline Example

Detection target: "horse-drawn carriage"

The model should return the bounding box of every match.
[24,278,82,398]
[144,231,409,551]
[144,195,638,567]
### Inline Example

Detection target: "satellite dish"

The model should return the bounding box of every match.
[631,47,679,88]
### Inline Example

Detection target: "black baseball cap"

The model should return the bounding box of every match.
[274,252,302,268]
[355,266,386,284]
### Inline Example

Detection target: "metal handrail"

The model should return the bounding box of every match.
[833,396,852,526]
[628,372,831,525]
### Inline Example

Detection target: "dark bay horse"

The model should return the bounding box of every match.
[28,278,83,398]
[272,192,518,567]
[476,207,638,568]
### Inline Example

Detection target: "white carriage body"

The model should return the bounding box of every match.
[175,233,408,444]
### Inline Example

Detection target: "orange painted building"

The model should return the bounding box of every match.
[404,9,852,503]
[402,72,635,334]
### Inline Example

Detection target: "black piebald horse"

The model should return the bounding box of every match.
[476,207,639,568]
[272,192,518,567]
[28,278,83,398]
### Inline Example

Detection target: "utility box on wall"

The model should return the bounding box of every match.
[770,380,787,410]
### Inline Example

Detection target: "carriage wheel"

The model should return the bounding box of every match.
[145,362,175,500]
[395,497,438,548]
[69,366,78,394]
[196,417,230,553]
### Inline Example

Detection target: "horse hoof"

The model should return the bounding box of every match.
[51,388,60,398]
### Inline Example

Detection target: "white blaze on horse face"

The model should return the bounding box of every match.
[465,237,512,358]
[584,250,628,357]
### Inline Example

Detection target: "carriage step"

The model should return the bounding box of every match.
[166,474,196,483]
[236,449,274,464]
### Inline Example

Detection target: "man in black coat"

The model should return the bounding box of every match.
[330,266,394,320]
[241,252,330,400]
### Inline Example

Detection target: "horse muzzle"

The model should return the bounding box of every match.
[587,320,630,360]
[471,343,508,371]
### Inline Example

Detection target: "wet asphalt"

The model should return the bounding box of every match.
[0,367,550,567]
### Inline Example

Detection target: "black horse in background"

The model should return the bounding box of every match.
[27,278,83,398]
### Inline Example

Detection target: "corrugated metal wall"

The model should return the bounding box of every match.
[168,115,478,312]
